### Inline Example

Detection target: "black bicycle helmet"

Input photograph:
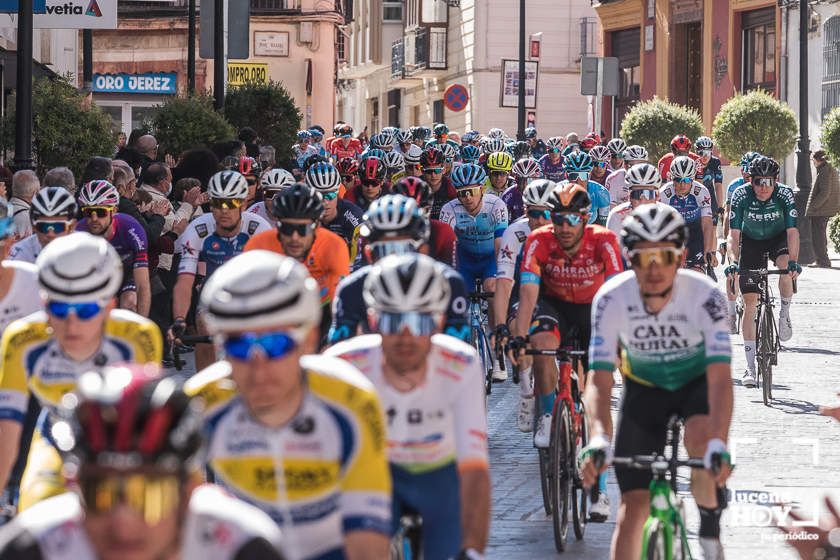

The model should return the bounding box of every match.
[271,182,324,221]
[747,155,780,178]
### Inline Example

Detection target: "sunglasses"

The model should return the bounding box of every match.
[34,221,72,235]
[223,330,298,361]
[80,473,181,525]
[551,213,585,226]
[490,171,508,177]
[47,300,104,320]
[321,191,339,201]
[527,209,551,220]
[456,187,481,199]
[210,198,244,210]
[676,177,693,184]
[629,189,659,201]
[362,180,383,188]
[699,150,712,156]
[277,221,316,237]
[566,172,590,181]
[752,177,775,188]
[341,175,355,183]
[0,217,14,240]
[594,161,608,168]
[375,311,439,336]
[424,168,444,174]
[627,247,683,268]
[81,206,114,219]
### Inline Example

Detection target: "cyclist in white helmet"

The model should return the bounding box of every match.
[248,167,295,223]
[306,161,364,249]
[606,163,661,242]
[605,144,648,207]
[0,232,162,515]
[9,187,77,264]
[170,170,271,371]
[191,250,392,560]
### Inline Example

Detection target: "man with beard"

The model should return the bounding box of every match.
[421,147,456,220]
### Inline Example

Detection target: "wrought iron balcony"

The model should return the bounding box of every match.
[391,38,422,86]
[404,26,447,76]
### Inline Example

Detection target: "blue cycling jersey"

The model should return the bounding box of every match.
[438,194,509,257]
[726,177,746,204]
[586,180,611,225]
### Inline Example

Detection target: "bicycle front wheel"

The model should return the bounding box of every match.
[550,403,571,552]
[642,518,670,560]
[757,305,774,406]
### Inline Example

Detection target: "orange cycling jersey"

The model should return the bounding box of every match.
[244,227,350,305]
[520,224,623,303]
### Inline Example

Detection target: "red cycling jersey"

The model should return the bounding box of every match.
[331,138,363,160]
[520,224,623,303]
[657,151,701,181]
[428,219,456,267]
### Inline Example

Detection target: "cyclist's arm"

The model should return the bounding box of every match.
[584,370,615,442]
[586,289,621,441]
[701,216,715,255]
[786,227,800,263]
[460,469,490,553]
[706,362,733,444]
[727,194,744,263]
[493,278,513,327]
[345,533,389,560]
[514,283,538,339]
[728,229,741,263]
[0,421,22,493]
[134,267,151,317]
[172,273,196,323]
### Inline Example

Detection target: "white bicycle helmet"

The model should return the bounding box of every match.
[522,179,557,207]
[382,151,406,171]
[261,168,296,191]
[207,170,249,200]
[546,137,565,151]
[588,145,611,163]
[626,163,661,188]
[36,232,123,302]
[438,143,458,162]
[31,187,77,221]
[396,130,413,145]
[78,180,119,207]
[362,194,428,243]
[304,162,342,192]
[511,158,543,180]
[694,136,714,150]
[621,203,688,250]
[669,156,696,180]
[200,250,320,337]
[606,138,627,157]
[404,144,423,165]
[482,137,506,154]
[363,253,451,315]
[487,127,506,140]
[624,145,648,162]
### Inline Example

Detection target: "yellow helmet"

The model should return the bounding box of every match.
[486,151,513,172]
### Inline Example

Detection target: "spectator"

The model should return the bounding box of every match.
[210,139,246,162]
[113,166,137,201]
[806,150,840,268]
[42,166,76,194]
[239,126,261,159]
[259,145,276,171]
[80,156,114,184]
[138,162,203,233]
[172,148,219,188]
[10,170,40,238]
[114,146,144,176]
[136,134,159,168]
[0,166,12,199]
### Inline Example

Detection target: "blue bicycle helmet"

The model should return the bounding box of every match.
[461,144,481,163]
[297,130,312,141]
[564,151,594,173]
[450,163,487,188]
[740,151,762,172]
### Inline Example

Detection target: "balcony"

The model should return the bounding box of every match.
[118,0,302,16]
[390,38,423,87]
[404,26,447,77]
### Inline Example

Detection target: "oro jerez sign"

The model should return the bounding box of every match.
[92,72,178,95]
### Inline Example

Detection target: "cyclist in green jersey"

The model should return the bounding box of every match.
[724,156,801,388]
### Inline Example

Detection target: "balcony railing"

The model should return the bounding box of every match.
[119,0,302,15]
[391,39,405,79]
[403,26,447,75]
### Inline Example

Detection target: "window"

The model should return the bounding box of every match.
[433,99,444,124]
[610,28,641,136]
[337,29,346,62]
[742,7,776,94]
[823,16,840,118]
[383,0,402,22]
[131,106,157,132]
[387,89,401,128]
[371,98,380,134]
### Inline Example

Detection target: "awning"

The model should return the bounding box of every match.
[0,47,58,90]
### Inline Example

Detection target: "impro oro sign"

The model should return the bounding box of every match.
[227,63,269,87]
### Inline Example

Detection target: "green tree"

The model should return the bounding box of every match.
[822,106,840,168]
[224,81,302,167]
[151,94,235,158]
[3,76,115,177]
[712,90,797,162]
[619,97,704,162]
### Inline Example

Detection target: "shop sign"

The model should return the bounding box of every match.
[93,72,178,95]
[34,0,117,29]
[227,62,269,86]
[254,32,289,57]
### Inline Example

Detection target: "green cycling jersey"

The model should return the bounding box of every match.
[729,182,797,240]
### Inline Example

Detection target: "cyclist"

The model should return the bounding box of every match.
[659,156,717,271]
[0,198,40,330]
[239,156,262,207]
[0,233,162,513]
[725,155,800,388]
[194,250,391,559]
[305,161,363,248]
[245,182,349,343]
[421,147,456,221]
[441,163,508,380]
[511,140,533,161]
[9,187,77,263]
[426,123,460,153]
[292,130,319,172]
[695,136,725,226]
[328,194,468,345]
[309,126,327,157]
[579,204,733,560]
[508,182,622,521]
[606,137,627,172]
[403,144,424,177]
[485,151,514,197]
[76,180,151,317]
[395,129,414,154]
[606,163,661,240]
[492,179,554,432]
[0,364,286,560]
[657,134,700,181]
[368,132,394,155]
[326,253,489,560]
[330,124,364,160]
[411,125,431,148]
[345,155,387,212]
[503,157,543,220]
[563,151,611,225]
[170,170,271,371]
[605,145,649,207]
[461,144,481,165]
[525,126,547,159]
[382,150,406,182]
[539,137,566,182]
[336,156,359,197]
[248,167,296,223]
[390,176,457,267]
[588,145,612,187]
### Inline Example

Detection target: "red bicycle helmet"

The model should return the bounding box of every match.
[359,155,387,182]
[419,147,446,169]
[671,134,692,152]
[584,131,602,145]
[336,156,359,176]
[391,176,431,209]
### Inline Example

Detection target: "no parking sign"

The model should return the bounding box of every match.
[444,84,469,112]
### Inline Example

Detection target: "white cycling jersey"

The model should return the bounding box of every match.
[325,334,489,474]
[605,202,633,240]
[496,217,531,281]
[246,201,274,224]
[0,261,40,333]
[176,211,271,277]
[8,234,42,264]
[605,168,629,206]
[0,486,285,560]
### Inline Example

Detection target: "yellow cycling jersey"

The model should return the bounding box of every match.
[193,354,391,560]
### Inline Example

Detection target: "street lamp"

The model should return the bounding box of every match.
[795,0,815,264]
[517,0,525,140]
[14,0,34,171]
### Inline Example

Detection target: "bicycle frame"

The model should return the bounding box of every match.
[467,279,494,396]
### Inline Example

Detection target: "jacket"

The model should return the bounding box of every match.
[806,162,840,217]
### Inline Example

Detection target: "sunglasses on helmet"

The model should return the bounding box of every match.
[551,213,585,226]
[47,300,104,320]
[210,198,244,210]
[277,221,316,237]
[629,189,659,201]
[374,311,439,336]
[456,187,481,199]
[34,221,72,235]
[80,473,181,526]
[81,206,115,219]
[223,330,298,361]
[752,177,775,188]
[527,209,551,220]
[627,247,683,268]
[566,171,590,181]
[321,191,339,201]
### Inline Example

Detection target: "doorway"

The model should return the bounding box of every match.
[671,21,702,112]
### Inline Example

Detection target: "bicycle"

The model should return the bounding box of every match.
[525,339,591,552]
[390,512,423,560]
[173,334,214,371]
[742,252,796,406]
[467,279,497,398]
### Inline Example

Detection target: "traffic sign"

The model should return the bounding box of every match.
[444,84,469,112]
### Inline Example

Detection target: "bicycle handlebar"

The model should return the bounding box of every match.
[467,291,495,300]
[172,335,214,371]
[524,348,587,358]
[612,455,706,470]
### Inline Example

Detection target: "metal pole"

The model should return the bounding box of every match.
[14,0,34,170]
[517,0,525,140]
[213,0,225,110]
[188,0,196,95]
[795,0,814,264]
[83,30,93,91]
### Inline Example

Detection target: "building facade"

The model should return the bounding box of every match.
[337,0,600,137]
[90,0,342,135]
